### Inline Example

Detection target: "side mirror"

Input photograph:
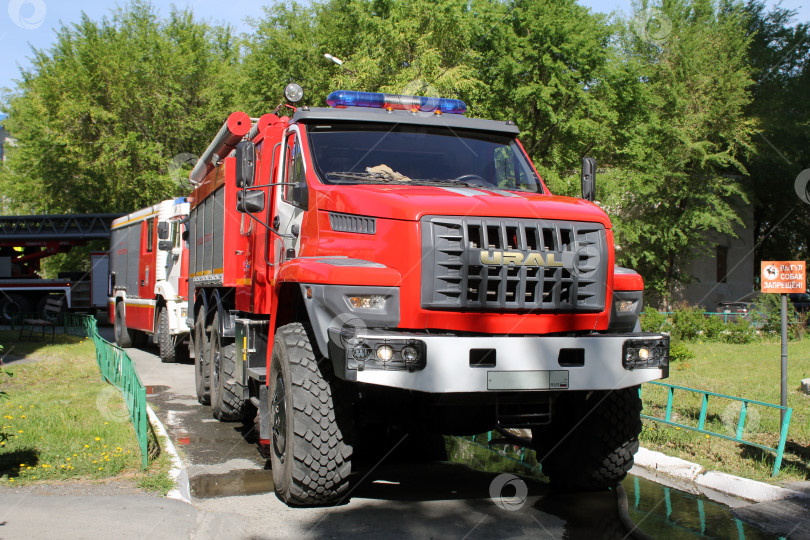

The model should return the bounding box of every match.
[292,181,309,210]
[158,240,174,252]
[157,222,169,240]
[235,141,256,188]
[237,190,265,213]
[581,157,596,202]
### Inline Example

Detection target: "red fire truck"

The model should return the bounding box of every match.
[108,198,190,363]
[187,86,669,506]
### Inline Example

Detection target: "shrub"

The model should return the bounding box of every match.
[671,305,705,342]
[722,317,759,344]
[640,306,672,333]
[669,341,695,362]
[702,315,726,341]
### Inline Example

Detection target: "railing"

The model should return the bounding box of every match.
[640,381,792,476]
[65,314,149,469]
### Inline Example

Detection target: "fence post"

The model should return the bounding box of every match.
[773,407,792,477]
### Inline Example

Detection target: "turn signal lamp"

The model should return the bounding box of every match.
[327,90,467,115]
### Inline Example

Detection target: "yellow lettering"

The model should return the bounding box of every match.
[546,253,563,267]
[524,252,545,267]
[480,251,502,265]
[502,252,525,266]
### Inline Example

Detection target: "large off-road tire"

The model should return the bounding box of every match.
[532,386,642,491]
[194,307,211,405]
[209,312,248,421]
[114,301,134,348]
[269,323,353,506]
[158,307,177,363]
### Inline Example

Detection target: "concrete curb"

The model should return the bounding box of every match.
[632,446,806,504]
[147,405,192,504]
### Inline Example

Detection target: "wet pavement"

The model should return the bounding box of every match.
[124,340,784,539]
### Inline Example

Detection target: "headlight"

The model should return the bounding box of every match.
[623,337,669,370]
[348,295,387,310]
[615,299,638,313]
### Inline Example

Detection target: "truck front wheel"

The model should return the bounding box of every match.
[158,307,177,363]
[114,302,134,348]
[194,307,210,405]
[532,386,642,491]
[209,311,248,421]
[269,323,352,506]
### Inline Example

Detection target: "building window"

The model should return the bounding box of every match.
[716,245,728,283]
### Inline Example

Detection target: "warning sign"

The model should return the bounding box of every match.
[761,261,806,294]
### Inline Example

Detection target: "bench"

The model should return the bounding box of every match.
[21,296,65,342]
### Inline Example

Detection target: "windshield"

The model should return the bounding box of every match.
[306,123,543,193]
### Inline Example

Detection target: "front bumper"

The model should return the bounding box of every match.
[328,330,669,393]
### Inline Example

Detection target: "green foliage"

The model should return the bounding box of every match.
[669,341,696,362]
[0,1,241,213]
[671,305,706,342]
[721,317,759,343]
[640,305,672,333]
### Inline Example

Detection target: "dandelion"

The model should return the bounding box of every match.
[95,437,101,441]
[9,478,14,482]
[66,458,70,461]
[17,430,22,433]
[21,415,25,419]
[84,445,89,448]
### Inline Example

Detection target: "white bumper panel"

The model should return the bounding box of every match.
[349,333,666,393]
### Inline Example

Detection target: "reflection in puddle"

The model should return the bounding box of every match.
[190,469,274,499]
[449,435,777,539]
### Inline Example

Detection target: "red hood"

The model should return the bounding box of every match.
[316,184,612,226]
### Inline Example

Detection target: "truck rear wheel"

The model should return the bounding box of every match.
[0,293,29,323]
[114,301,134,348]
[158,307,177,363]
[194,307,211,405]
[532,387,642,491]
[209,312,248,421]
[269,323,352,506]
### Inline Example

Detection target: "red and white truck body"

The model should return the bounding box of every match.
[186,88,670,506]
[108,198,190,362]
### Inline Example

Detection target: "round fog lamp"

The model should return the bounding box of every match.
[376,345,394,362]
[402,346,418,363]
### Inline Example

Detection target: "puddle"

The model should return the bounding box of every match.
[625,476,777,539]
[449,435,777,539]
[190,469,274,499]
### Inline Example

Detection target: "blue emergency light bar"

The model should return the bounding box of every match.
[326,90,467,115]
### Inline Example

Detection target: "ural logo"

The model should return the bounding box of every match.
[479,250,564,267]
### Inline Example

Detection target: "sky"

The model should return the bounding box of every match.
[0,0,808,96]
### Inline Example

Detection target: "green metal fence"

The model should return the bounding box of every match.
[65,314,149,469]
[640,381,792,476]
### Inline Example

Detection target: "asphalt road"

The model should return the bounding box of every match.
[125,342,637,539]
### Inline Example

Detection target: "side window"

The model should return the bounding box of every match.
[283,135,305,203]
[145,218,154,253]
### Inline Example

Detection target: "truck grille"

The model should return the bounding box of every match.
[421,216,607,312]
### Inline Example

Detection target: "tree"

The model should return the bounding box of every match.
[0,1,240,214]
[742,1,810,265]
[596,0,757,308]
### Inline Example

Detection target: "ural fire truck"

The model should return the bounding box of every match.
[108,198,190,363]
[187,86,669,506]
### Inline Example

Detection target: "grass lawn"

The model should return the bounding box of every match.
[640,338,810,484]
[0,331,171,492]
